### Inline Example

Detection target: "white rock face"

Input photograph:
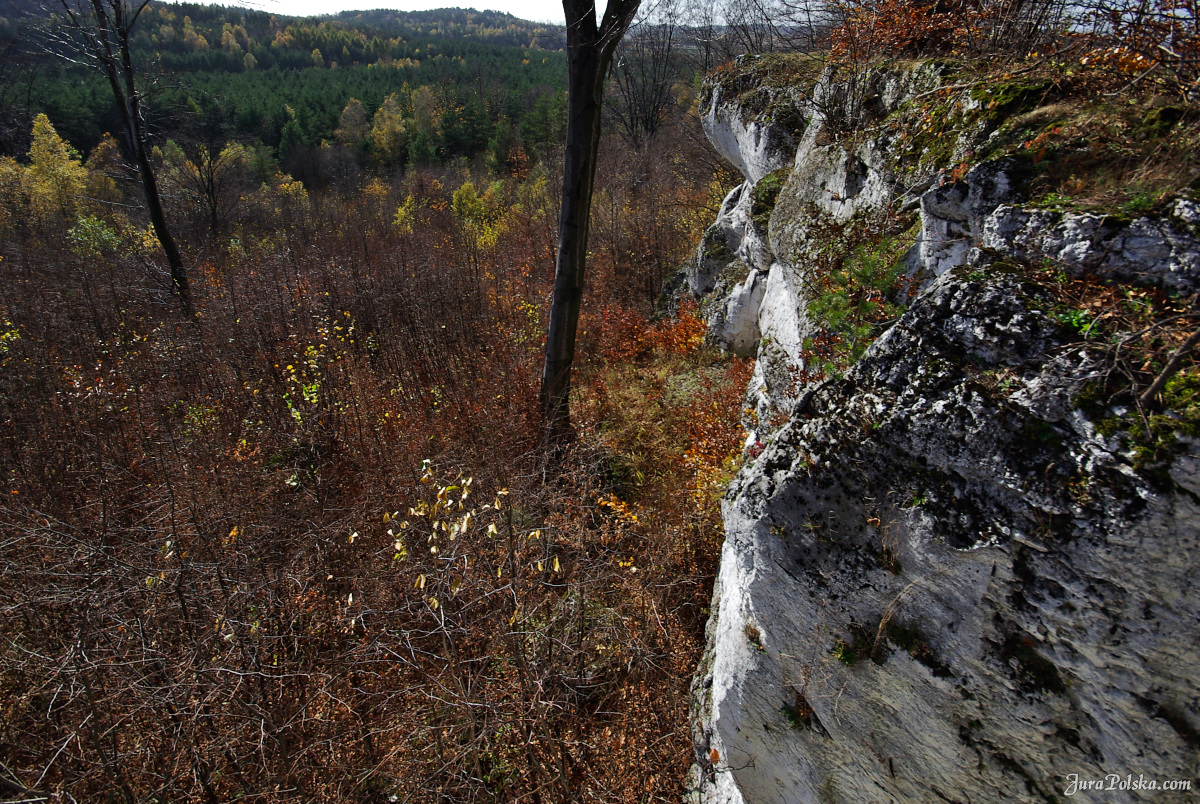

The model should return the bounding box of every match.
[691,271,1200,804]
[711,270,766,357]
[905,160,1016,286]
[749,262,811,419]
[983,200,1200,293]
[686,62,1200,804]
[701,81,801,185]
[771,125,896,239]
[690,183,775,298]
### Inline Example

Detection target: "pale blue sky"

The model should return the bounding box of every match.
[226,0,569,25]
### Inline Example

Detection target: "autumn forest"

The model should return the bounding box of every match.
[0,0,751,800]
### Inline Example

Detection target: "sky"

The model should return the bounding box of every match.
[224,0,570,25]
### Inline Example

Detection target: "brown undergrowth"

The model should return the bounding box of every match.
[0,116,742,802]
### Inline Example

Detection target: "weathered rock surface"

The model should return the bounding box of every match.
[690,267,1200,803]
[701,63,805,185]
[690,183,772,299]
[686,60,1200,804]
[983,199,1200,294]
[692,63,960,426]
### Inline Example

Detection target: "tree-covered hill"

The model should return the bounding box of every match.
[0,1,567,165]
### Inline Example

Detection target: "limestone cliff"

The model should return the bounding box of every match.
[686,56,1200,803]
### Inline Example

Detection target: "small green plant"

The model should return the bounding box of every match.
[803,236,905,379]
[781,693,813,730]
[0,314,19,365]
[750,168,788,231]
[282,342,325,424]
[67,215,121,260]
[831,639,859,665]
[177,400,222,438]
[1050,306,1094,335]
[1038,192,1074,209]
[830,622,877,666]
[1122,191,1157,215]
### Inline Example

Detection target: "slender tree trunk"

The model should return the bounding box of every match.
[541,45,606,441]
[83,0,191,314]
[131,117,190,312]
[540,0,640,443]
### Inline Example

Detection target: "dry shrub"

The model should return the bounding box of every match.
[0,121,733,803]
[825,0,1198,102]
[827,0,1070,63]
[1078,0,1200,97]
[579,303,753,518]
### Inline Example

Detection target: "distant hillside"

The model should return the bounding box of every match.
[3,1,563,72]
[0,1,568,163]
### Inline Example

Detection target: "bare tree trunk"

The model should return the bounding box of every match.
[540,0,640,442]
[128,102,190,312]
[66,0,191,313]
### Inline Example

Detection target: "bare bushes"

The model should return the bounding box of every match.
[1077,0,1200,97]
[821,0,1198,102]
[825,0,1072,63]
[0,116,731,800]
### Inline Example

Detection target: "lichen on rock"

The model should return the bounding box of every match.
[685,57,1200,804]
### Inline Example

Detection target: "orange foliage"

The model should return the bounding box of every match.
[591,300,708,364]
[1080,0,1200,91]
[829,0,1069,61]
[829,0,958,60]
[648,300,708,355]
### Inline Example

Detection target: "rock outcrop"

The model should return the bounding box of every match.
[686,58,1200,803]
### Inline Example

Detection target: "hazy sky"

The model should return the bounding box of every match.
[225,1,569,25]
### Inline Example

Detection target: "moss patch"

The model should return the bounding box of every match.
[750,168,789,231]
[970,80,1053,118]
[1095,369,1200,470]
